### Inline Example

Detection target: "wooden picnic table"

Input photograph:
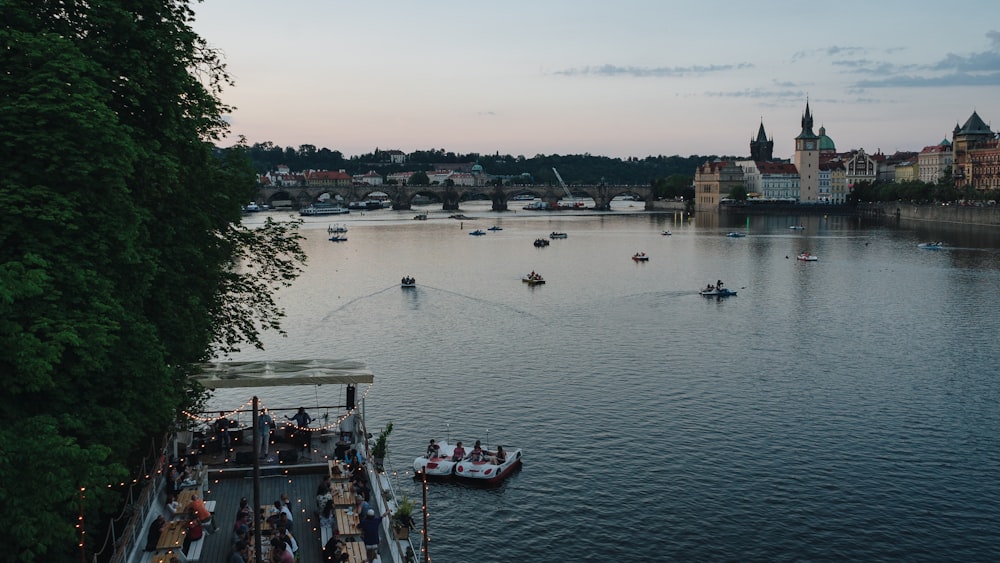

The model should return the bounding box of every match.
[150,551,183,563]
[342,540,367,563]
[335,508,360,536]
[328,459,350,480]
[176,489,198,513]
[155,520,186,551]
[331,485,356,506]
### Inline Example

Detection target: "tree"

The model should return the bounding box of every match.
[728,185,748,201]
[0,2,305,559]
[409,170,430,186]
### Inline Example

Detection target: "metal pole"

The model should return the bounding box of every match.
[252,396,262,563]
[422,470,430,563]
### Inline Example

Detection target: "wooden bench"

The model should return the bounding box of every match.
[320,523,335,546]
[185,536,204,562]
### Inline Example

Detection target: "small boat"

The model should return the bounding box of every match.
[469,229,486,236]
[796,252,818,261]
[918,241,946,249]
[488,225,503,231]
[789,225,805,230]
[329,235,348,242]
[454,447,523,485]
[413,440,460,478]
[400,276,416,288]
[727,232,746,238]
[522,273,545,285]
[700,287,737,297]
[661,230,672,236]
[549,232,568,239]
[533,238,550,247]
[632,252,649,262]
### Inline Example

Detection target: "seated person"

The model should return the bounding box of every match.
[486,445,507,464]
[145,514,165,551]
[468,440,485,462]
[183,510,204,552]
[451,441,466,461]
[165,494,179,518]
[426,439,440,458]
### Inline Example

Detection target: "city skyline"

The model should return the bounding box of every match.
[192,1,1000,159]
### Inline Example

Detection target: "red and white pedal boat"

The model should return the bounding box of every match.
[454,447,523,485]
[413,439,461,478]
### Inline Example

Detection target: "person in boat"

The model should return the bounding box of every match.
[717,280,723,289]
[486,445,506,464]
[426,439,440,458]
[468,440,485,462]
[452,441,466,461]
[705,284,715,292]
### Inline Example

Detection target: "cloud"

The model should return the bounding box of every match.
[791,46,867,61]
[703,88,803,99]
[553,62,753,78]
[854,71,1000,88]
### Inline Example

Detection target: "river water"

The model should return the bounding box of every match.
[218,202,1000,562]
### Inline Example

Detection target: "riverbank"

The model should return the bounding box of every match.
[877,202,1000,228]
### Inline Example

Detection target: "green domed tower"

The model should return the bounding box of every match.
[818,125,836,153]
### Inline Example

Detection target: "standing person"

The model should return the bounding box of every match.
[258,408,273,458]
[216,412,231,450]
[358,508,391,563]
[189,494,215,533]
[287,407,313,453]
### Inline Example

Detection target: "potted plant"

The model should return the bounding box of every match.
[371,422,393,471]
[392,496,415,540]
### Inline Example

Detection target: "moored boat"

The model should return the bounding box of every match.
[300,203,350,216]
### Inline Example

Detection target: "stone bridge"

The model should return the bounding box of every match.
[254,184,655,211]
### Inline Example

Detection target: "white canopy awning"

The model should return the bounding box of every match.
[192,359,374,389]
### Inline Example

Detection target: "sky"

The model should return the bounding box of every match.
[191,0,1000,160]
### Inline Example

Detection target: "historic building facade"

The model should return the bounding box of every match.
[694,160,744,207]
[793,101,821,203]
[953,111,1000,191]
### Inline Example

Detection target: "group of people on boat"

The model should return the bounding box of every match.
[704,279,725,292]
[401,275,415,285]
[427,438,506,464]
[525,271,543,281]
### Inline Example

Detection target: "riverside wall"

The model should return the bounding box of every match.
[878,203,1000,228]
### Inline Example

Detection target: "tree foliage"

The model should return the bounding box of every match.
[0,2,305,559]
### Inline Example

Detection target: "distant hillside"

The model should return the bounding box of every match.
[239,142,739,186]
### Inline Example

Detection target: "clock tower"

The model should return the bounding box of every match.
[794,100,820,203]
